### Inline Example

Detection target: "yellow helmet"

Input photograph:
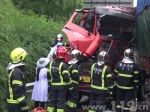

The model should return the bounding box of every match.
[10,47,28,64]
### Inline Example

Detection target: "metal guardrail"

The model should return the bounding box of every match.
[26,82,34,93]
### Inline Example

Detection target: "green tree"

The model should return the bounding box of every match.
[0,0,72,111]
[11,0,85,20]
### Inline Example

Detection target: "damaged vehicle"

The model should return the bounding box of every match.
[62,4,150,104]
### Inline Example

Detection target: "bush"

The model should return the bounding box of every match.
[11,0,85,21]
[0,0,66,111]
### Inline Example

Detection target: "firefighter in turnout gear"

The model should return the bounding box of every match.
[88,51,114,112]
[6,47,28,112]
[50,34,64,49]
[67,49,83,112]
[115,48,140,112]
[47,46,72,112]
[50,34,68,49]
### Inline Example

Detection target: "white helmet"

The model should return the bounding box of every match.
[98,51,108,62]
[68,49,81,64]
[71,49,82,59]
[97,51,108,66]
[124,48,134,59]
[56,34,63,41]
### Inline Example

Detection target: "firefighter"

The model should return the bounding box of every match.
[47,46,72,112]
[50,34,64,48]
[115,48,140,112]
[50,34,70,50]
[88,51,114,112]
[50,34,69,49]
[6,47,28,112]
[67,49,83,112]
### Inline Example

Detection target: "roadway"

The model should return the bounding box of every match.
[29,94,150,112]
[76,95,150,112]
[77,96,116,112]
[26,83,150,112]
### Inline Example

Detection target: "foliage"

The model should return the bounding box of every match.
[27,93,35,110]
[0,0,81,111]
[0,0,85,110]
[11,0,85,21]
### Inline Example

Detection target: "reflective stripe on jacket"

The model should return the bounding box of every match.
[6,67,27,108]
[49,59,70,86]
[90,63,114,94]
[114,61,140,90]
[69,64,82,85]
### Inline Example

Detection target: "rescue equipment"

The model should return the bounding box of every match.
[33,107,47,112]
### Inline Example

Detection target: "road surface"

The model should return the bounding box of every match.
[77,95,150,112]
[29,95,150,112]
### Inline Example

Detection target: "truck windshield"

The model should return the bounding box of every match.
[72,12,89,29]
[72,11,94,33]
[73,12,84,25]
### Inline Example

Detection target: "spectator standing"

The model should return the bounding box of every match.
[31,57,50,109]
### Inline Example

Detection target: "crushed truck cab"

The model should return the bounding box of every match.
[62,5,148,102]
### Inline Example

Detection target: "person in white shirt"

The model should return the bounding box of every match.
[31,57,50,109]
[47,42,64,61]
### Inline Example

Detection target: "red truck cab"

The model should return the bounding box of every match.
[63,6,136,101]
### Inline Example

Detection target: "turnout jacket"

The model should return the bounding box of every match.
[90,63,114,94]
[49,59,71,90]
[6,66,27,109]
[69,64,82,85]
[114,60,140,90]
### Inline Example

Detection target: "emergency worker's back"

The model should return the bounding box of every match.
[49,59,70,89]
[6,67,27,109]
[91,63,112,94]
[115,61,139,89]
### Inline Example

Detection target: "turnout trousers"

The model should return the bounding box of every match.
[47,87,68,112]
[88,92,107,112]
[8,106,28,112]
[116,88,134,112]
[67,84,79,112]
